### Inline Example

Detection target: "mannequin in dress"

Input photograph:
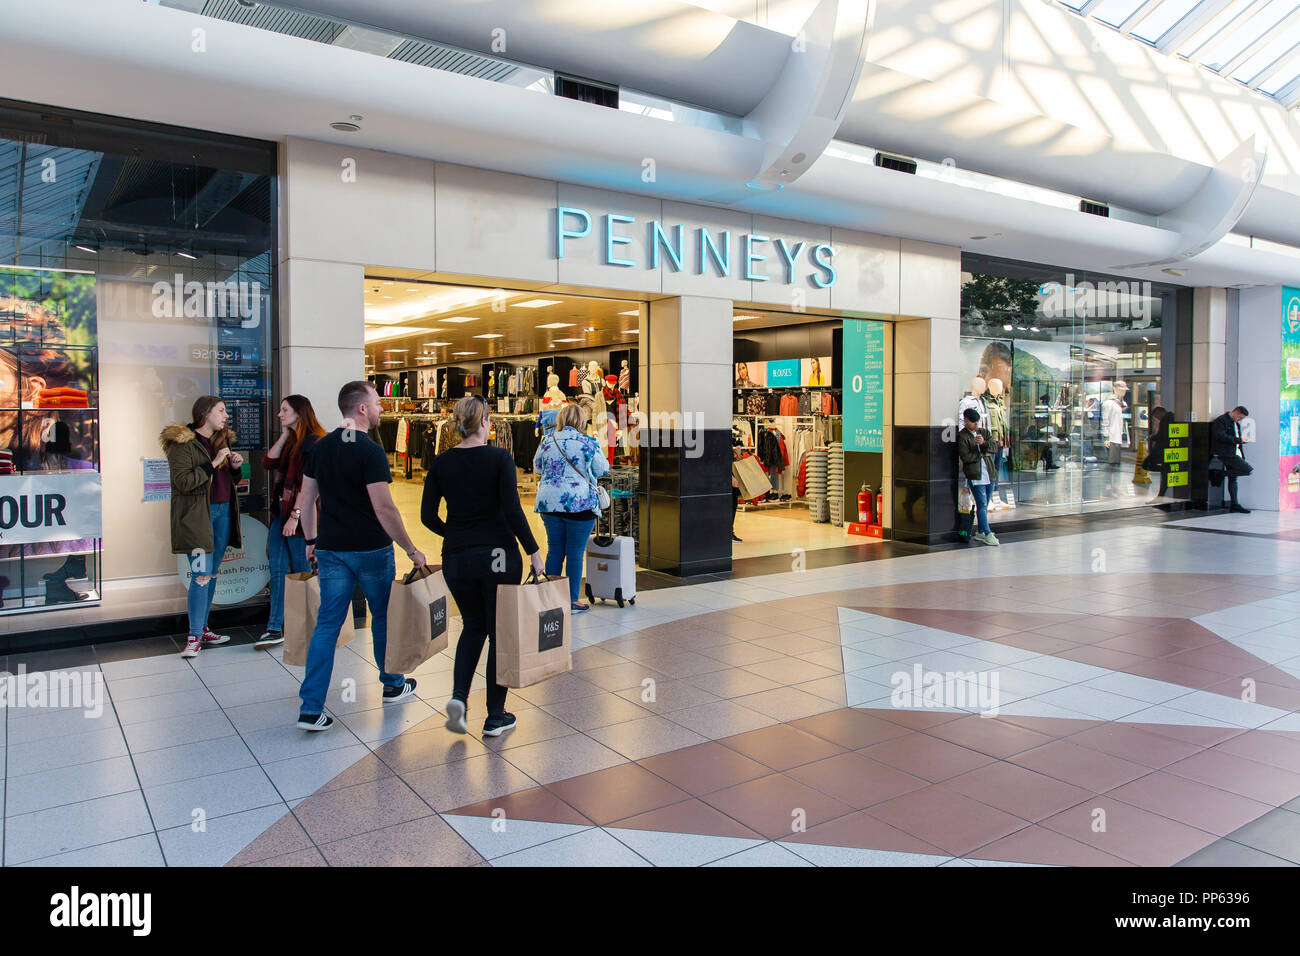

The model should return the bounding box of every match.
[542,366,566,407]
[619,360,630,394]
[581,361,602,397]
[1101,380,1129,496]
[984,377,1009,505]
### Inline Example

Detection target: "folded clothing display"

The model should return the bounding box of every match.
[36,387,89,408]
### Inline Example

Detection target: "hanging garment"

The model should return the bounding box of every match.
[798,391,813,416]
[395,418,410,455]
[619,365,630,392]
[745,393,766,416]
[569,367,579,388]
[779,393,800,417]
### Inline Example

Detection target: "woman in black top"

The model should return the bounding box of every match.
[422,394,544,739]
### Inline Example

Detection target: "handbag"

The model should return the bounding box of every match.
[551,433,610,510]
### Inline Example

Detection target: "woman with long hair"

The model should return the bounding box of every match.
[161,395,244,658]
[256,394,326,649]
[1143,405,1170,503]
[422,394,544,739]
[807,356,825,386]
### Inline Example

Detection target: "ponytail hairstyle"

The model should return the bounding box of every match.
[190,395,229,451]
[282,393,326,460]
[452,394,488,438]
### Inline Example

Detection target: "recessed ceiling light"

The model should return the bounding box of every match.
[536,323,574,329]
[617,309,639,316]
[74,245,97,253]
[382,296,393,299]
[552,338,583,343]
[623,329,639,334]
[386,349,408,353]
[734,314,759,321]
[584,327,597,332]
[473,333,504,339]
[514,299,562,308]
[406,288,418,292]
[441,316,478,323]
[452,351,476,356]
[176,251,197,260]
[1162,268,1187,277]
[426,341,452,347]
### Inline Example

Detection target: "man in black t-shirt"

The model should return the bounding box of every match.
[295,381,427,731]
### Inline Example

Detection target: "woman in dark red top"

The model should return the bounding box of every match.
[256,394,326,648]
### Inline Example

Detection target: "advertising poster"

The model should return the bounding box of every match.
[765,359,800,387]
[735,360,764,388]
[843,319,884,452]
[1280,286,1300,510]
[801,356,831,386]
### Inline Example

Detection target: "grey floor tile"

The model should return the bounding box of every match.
[260,743,379,802]
[240,721,365,765]
[4,791,154,865]
[16,833,165,867]
[157,803,292,867]
[6,755,140,816]
[606,827,763,866]
[192,656,291,687]
[99,653,193,682]
[143,765,284,830]
[706,841,813,867]
[106,670,209,702]
[491,827,650,867]
[131,736,258,788]
[6,705,120,745]
[499,734,626,785]
[335,700,437,745]
[1174,838,1298,867]
[585,714,709,760]
[207,673,303,709]
[121,709,237,754]
[112,688,222,726]
[221,697,303,734]
[403,753,539,812]
[1222,808,1300,864]
[6,726,129,776]
[441,815,591,860]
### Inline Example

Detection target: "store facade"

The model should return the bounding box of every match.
[0,99,276,640]
[277,138,962,573]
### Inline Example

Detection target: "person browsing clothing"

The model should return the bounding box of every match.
[423,395,545,739]
[256,394,326,649]
[294,381,426,732]
[160,396,244,658]
[533,402,611,612]
[957,406,999,546]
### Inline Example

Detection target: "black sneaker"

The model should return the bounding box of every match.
[254,630,284,650]
[297,713,333,731]
[1230,504,1251,514]
[383,678,417,703]
[483,712,516,737]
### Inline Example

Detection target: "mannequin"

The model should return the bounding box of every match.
[542,366,566,407]
[440,369,448,399]
[983,377,1008,505]
[581,361,602,397]
[619,359,630,394]
[1101,380,1129,495]
[957,376,989,432]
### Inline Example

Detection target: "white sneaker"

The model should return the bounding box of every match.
[982,532,1000,546]
[181,636,202,658]
[444,697,468,734]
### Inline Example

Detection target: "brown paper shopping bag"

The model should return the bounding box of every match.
[494,572,572,688]
[282,571,355,667]
[384,564,451,673]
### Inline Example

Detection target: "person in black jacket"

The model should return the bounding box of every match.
[1210,406,1253,513]
[422,394,545,739]
[956,407,998,546]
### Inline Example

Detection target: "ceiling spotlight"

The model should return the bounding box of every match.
[330,121,361,132]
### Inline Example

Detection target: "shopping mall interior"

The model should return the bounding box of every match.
[1,0,1300,899]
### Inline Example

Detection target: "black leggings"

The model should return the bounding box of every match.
[443,545,523,717]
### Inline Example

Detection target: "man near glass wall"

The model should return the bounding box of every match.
[1210,405,1253,514]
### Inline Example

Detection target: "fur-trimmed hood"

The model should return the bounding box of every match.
[159,424,237,454]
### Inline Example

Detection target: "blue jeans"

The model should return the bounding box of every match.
[299,546,403,715]
[964,483,992,536]
[540,513,596,604]
[266,515,309,632]
[991,447,1004,493]
[186,502,231,636]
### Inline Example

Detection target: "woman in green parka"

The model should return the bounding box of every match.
[160,395,244,658]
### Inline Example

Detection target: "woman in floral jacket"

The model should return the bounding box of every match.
[533,403,610,611]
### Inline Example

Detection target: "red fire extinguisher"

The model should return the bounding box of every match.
[858,483,872,523]
[876,492,884,526]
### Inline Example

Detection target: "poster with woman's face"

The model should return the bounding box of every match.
[801,356,830,387]
[735,361,765,387]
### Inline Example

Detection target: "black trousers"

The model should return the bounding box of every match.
[443,545,523,717]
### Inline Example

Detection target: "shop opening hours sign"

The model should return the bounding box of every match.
[844,319,885,453]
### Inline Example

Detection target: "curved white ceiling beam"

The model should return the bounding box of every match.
[1113,135,1269,270]
[0,0,1296,290]
[741,0,873,190]
[273,0,789,116]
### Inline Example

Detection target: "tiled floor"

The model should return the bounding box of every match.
[5,510,1300,866]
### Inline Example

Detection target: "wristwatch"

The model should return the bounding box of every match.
[290,509,302,518]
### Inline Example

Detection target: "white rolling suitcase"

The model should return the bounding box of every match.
[584,534,637,607]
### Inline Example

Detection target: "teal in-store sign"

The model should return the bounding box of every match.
[843,319,885,453]
[766,360,800,385]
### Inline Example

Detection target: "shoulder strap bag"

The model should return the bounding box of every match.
[550,433,610,510]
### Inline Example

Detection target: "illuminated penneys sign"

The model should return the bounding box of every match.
[554,206,836,287]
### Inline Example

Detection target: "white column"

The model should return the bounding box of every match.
[1192,288,1228,423]
[278,258,364,423]
[1238,287,1283,511]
